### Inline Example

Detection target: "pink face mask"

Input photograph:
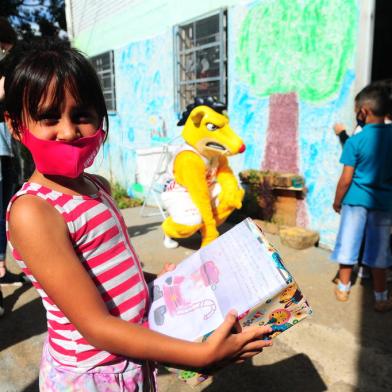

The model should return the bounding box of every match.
[21,126,105,178]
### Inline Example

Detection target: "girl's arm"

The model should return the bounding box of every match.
[9,195,272,368]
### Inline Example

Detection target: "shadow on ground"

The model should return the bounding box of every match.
[1,285,46,352]
[22,378,39,392]
[358,279,392,391]
[127,222,162,238]
[203,353,327,392]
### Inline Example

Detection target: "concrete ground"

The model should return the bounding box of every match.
[1,206,392,392]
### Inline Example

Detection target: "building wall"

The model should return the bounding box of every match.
[68,0,372,248]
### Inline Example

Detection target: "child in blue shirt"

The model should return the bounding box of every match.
[331,83,392,312]
[332,79,392,282]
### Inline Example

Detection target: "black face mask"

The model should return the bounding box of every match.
[356,113,366,128]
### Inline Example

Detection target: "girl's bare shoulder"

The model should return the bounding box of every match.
[9,194,67,238]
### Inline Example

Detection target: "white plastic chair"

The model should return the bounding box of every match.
[139,137,181,220]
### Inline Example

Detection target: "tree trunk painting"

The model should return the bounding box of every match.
[262,92,299,173]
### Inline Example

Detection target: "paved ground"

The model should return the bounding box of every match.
[1,206,392,392]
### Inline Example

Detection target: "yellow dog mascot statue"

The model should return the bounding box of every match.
[161,97,246,248]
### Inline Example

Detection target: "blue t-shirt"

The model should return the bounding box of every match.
[340,123,392,211]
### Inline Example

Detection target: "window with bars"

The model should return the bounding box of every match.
[90,51,116,112]
[174,10,227,113]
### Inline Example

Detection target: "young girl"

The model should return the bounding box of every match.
[2,40,273,391]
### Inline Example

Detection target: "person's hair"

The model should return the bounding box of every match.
[3,39,108,136]
[177,96,227,126]
[355,82,392,117]
[0,17,17,45]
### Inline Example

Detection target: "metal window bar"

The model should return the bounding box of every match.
[178,41,220,55]
[219,9,227,103]
[179,76,221,84]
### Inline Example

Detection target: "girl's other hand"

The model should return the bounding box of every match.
[202,310,273,368]
[158,262,176,277]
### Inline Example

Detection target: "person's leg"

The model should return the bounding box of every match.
[0,156,24,285]
[357,234,371,279]
[372,268,387,292]
[363,210,392,312]
[339,264,354,285]
[331,205,367,301]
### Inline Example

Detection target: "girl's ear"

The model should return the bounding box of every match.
[3,111,21,141]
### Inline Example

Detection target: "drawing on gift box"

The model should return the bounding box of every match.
[279,283,303,308]
[266,308,293,337]
[291,298,313,317]
[269,308,291,325]
[153,262,219,326]
[241,309,266,327]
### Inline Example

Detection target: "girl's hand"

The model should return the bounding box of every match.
[158,262,176,277]
[202,310,273,367]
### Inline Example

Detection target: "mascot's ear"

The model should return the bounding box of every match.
[189,107,206,127]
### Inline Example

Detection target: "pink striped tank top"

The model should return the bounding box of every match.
[6,177,149,369]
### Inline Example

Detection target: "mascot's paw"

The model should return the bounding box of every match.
[219,187,245,210]
[201,227,219,247]
[201,237,215,247]
[163,235,179,249]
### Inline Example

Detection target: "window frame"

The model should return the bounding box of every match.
[90,50,117,113]
[173,9,227,113]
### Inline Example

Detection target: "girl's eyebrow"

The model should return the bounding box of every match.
[73,104,94,112]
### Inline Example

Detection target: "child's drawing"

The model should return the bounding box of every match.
[191,260,220,289]
[153,261,220,326]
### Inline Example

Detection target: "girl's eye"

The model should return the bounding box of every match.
[206,123,218,131]
[75,111,97,123]
[39,117,59,125]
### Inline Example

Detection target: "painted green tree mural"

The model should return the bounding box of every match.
[236,0,357,173]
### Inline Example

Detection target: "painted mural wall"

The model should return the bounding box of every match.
[91,31,178,191]
[86,0,361,248]
[228,0,359,247]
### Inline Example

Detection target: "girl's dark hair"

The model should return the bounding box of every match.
[3,39,108,136]
[355,81,392,117]
[0,17,17,45]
